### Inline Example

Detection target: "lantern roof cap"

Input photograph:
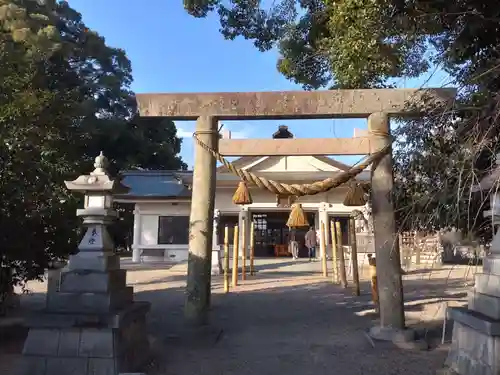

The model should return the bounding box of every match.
[64,152,129,194]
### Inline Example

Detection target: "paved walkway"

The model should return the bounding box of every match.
[1,259,475,375]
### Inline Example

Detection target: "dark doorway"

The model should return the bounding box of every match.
[329,216,350,245]
[217,214,238,245]
[252,211,315,257]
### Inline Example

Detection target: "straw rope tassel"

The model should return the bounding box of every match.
[233,180,253,205]
[286,203,309,228]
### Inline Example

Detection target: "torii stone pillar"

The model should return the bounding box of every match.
[185,116,218,325]
[368,112,406,339]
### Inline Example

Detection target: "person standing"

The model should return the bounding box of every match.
[305,226,317,261]
[289,231,299,260]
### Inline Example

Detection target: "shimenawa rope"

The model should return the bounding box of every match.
[192,132,392,197]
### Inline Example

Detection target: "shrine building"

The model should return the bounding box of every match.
[115,125,371,263]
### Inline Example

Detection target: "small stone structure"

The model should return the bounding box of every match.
[445,154,500,375]
[211,209,223,275]
[17,153,150,375]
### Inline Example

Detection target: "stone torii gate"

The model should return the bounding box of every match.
[136,89,455,338]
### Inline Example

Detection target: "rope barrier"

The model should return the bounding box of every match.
[192,132,392,197]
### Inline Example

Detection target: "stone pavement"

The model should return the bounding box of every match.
[1,258,476,375]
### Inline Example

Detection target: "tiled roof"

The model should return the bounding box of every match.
[116,171,193,199]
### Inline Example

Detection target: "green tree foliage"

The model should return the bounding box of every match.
[0,0,186,297]
[184,0,500,241]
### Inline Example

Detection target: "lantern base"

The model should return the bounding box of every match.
[17,301,151,375]
[444,252,500,375]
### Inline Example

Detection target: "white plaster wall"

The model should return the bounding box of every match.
[135,202,191,262]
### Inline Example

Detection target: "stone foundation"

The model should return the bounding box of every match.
[17,243,150,374]
[444,252,500,374]
[18,302,149,375]
[446,313,500,375]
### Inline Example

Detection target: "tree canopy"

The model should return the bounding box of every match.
[0,0,186,296]
[184,0,500,240]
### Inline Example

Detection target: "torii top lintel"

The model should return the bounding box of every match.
[136,88,456,120]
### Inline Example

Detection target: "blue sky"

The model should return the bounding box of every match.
[68,0,452,168]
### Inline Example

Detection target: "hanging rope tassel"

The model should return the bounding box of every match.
[233,180,253,205]
[286,203,309,228]
[343,182,368,206]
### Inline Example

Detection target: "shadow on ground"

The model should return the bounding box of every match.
[138,274,464,375]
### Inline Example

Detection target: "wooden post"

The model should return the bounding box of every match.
[349,218,361,296]
[241,220,246,281]
[224,225,230,293]
[250,221,255,276]
[232,225,239,287]
[336,221,348,288]
[185,116,218,325]
[321,222,328,277]
[368,111,405,331]
[369,255,379,312]
[330,221,338,284]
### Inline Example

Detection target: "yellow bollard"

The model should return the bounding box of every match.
[330,221,338,284]
[349,218,360,296]
[336,221,348,288]
[250,222,255,276]
[241,220,246,281]
[232,225,239,287]
[368,254,379,312]
[321,221,328,278]
[224,225,230,293]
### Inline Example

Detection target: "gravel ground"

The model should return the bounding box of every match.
[1,259,474,375]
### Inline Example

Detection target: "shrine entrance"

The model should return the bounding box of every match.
[136,88,455,338]
[252,211,316,257]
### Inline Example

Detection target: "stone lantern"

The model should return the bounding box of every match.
[445,153,500,375]
[18,152,151,375]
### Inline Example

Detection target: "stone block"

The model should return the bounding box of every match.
[468,290,500,320]
[483,255,500,275]
[57,329,82,356]
[46,357,88,375]
[68,253,120,272]
[22,328,61,356]
[46,287,133,314]
[15,357,47,375]
[211,249,222,276]
[109,301,150,329]
[448,307,500,336]
[445,321,500,375]
[476,273,500,298]
[87,358,117,375]
[79,328,115,358]
[60,269,126,293]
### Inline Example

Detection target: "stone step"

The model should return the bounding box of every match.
[46,287,133,314]
[68,253,120,272]
[468,290,500,320]
[59,269,126,293]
